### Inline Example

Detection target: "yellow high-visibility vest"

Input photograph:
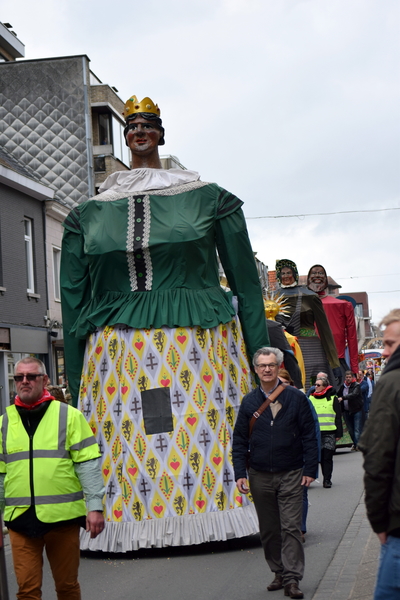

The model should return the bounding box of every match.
[0,401,100,522]
[309,395,336,431]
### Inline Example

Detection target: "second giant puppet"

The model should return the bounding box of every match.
[61,95,269,551]
[264,293,305,389]
[307,265,359,375]
[275,259,340,389]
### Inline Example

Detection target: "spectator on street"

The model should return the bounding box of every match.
[306,371,329,397]
[337,371,364,449]
[46,384,68,403]
[0,357,105,600]
[233,347,318,599]
[278,368,294,385]
[356,370,370,419]
[366,370,374,400]
[359,308,400,600]
[309,376,342,488]
[280,369,320,543]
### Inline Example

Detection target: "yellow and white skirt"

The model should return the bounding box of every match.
[78,316,259,551]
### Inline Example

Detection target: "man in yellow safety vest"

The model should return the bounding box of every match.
[0,357,105,600]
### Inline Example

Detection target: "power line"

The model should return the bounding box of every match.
[339,273,400,280]
[368,290,400,294]
[246,207,400,220]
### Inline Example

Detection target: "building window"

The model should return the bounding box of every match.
[98,113,111,145]
[53,247,61,300]
[55,348,66,385]
[355,303,364,318]
[24,218,35,293]
[112,115,131,167]
[94,156,106,172]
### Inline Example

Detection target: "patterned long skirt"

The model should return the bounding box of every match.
[78,317,259,551]
[298,336,335,390]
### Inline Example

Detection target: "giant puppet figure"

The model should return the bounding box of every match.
[275,259,341,389]
[307,265,359,375]
[264,292,306,389]
[61,96,269,551]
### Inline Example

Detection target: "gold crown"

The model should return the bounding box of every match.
[124,95,160,119]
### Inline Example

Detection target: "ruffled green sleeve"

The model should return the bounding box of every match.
[215,194,269,359]
[61,208,91,407]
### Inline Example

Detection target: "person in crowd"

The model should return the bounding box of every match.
[61,95,269,551]
[0,357,104,600]
[337,371,364,449]
[233,347,318,599]
[356,370,370,419]
[306,371,329,397]
[275,259,341,389]
[359,308,400,600]
[279,369,320,543]
[366,369,375,397]
[46,384,68,403]
[309,376,342,488]
[278,368,293,385]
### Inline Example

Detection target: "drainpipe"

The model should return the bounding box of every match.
[42,201,54,383]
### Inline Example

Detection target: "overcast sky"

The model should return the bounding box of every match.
[5,0,400,324]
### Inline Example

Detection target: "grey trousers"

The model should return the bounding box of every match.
[249,467,304,585]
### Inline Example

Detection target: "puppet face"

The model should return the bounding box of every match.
[125,116,162,156]
[264,300,279,320]
[280,267,295,286]
[307,266,328,293]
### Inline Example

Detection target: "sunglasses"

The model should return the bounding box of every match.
[14,374,44,382]
[315,384,324,388]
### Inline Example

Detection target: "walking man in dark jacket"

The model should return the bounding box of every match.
[359,309,400,600]
[232,347,318,599]
[337,371,364,448]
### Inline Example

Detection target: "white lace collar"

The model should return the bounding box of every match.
[98,168,200,195]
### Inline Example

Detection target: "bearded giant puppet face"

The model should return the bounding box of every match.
[307,264,328,294]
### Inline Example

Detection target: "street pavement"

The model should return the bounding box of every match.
[312,494,380,600]
[2,450,380,599]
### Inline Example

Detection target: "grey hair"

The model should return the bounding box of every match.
[253,347,284,367]
[316,376,329,388]
[14,357,47,375]
[317,372,328,380]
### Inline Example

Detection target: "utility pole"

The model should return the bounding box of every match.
[0,517,9,600]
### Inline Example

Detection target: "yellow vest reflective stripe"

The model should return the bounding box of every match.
[310,395,336,431]
[0,413,8,470]
[4,449,70,462]
[6,491,84,506]
[0,402,100,522]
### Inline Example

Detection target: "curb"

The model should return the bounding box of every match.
[312,495,380,599]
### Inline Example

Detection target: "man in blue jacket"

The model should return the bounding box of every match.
[233,347,318,600]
